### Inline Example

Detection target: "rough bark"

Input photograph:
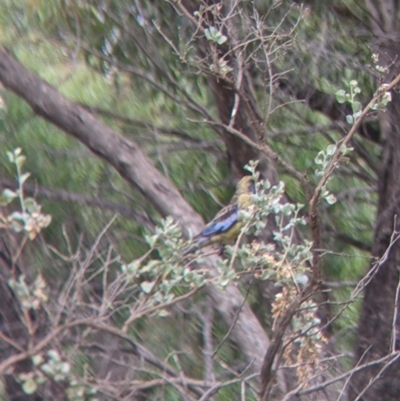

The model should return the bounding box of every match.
[348,2,400,399]
[181,0,280,185]
[0,47,270,376]
[348,76,400,401]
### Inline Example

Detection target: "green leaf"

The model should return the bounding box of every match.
[144,234,158,247]
[281,203,294,216]
[15,155,26,169]
[41,215,52,228]
[375,93,391,110]
[217,35,227,45]
[125,260,141,275]
[140,259,159,273]
[326,144,336,156]
[346,115,354,124]
[19,172,31,185]
[60,362,71,374]
[208,26,218,37]
[47,349,60,361]
[335,89,346,104]
[314,151,325,165]
[340,144,354,155]
[6,151,14,163]
[32,354,43,366]
[22,378,37,395]
[352,101,362,113]
[205,26,226,44]
[296,274,309,286]
[10,211,26,221]
[24,198,40,213]
[273,232,282,241]
[325,194,337,205]
[3,188,17,201]
[140,281,155,294]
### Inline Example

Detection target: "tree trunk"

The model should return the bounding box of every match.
[349,2,400,398]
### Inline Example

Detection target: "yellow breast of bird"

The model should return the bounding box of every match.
[207,185,253,246]
[237,192,253,208]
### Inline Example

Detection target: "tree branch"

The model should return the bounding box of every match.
[0,47,271,377]
[0,178,154,230]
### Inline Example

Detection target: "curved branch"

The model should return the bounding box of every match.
[0,47,270,376]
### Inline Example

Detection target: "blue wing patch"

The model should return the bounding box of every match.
[199,205,238,237]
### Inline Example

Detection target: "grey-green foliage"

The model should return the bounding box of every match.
[4,152,301,398]
[0,0,384,398]
[122,216,207,305]
[335,79,362,124]
[0,148,52,239]
[2,0,232,258]
[219,173,311,286]
[0,0,376,273]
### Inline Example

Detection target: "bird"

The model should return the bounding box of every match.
[183,176,256,256]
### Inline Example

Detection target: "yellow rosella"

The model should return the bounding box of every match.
[183,176,255,255]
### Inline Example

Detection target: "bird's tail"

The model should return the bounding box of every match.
[182,236,210,256]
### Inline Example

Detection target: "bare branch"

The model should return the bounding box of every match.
[0,178,154,230]
[0,46,271,378]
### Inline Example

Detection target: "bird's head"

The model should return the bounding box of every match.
[236,176,256,196]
